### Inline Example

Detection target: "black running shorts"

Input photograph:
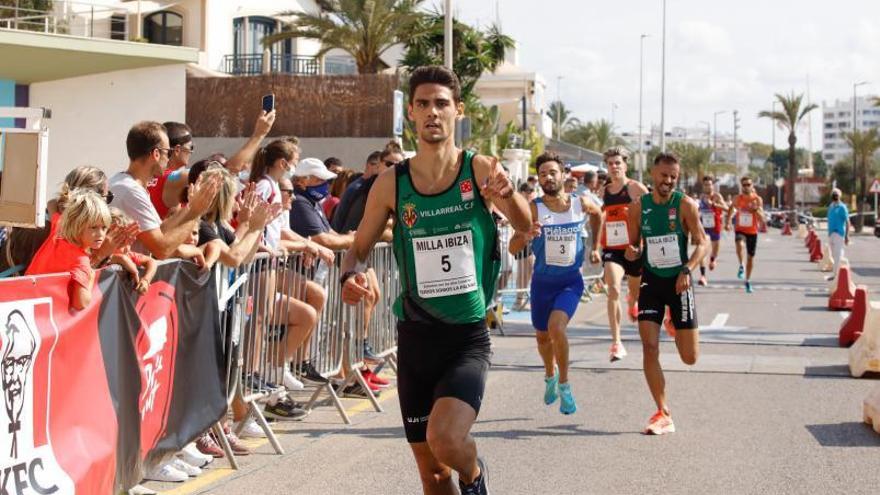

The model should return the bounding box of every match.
[637,270,698,330]
[735,232,758,258]
[602,248,643,277]
[396,320,491,443]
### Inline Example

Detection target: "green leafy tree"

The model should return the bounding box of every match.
[812,151,828,179]
[401,10,513,101]
[758,92,818,220]
[844,128,880,231]
[547,101,580,139]
[0,0,52,32]
[668,142,714,192]
[265,0,426,74]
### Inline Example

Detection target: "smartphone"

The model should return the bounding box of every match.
[262,94,275,113]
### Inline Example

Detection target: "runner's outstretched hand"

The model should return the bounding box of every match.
[342,272,370,305]
[480,165,514,201]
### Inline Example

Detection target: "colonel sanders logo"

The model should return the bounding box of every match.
[402,203,418,229]
[0,300,74,494]
[135,283,178,456]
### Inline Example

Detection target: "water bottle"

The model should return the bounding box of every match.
[314,261,329,286]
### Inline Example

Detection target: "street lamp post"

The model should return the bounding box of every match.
[659,0,667,152]
[853,81,868,204]
[444,0,453,69]
[556,75,564,141]
[639,33,649,181]
[713,110,726,162]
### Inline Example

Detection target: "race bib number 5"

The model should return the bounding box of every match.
[739,212,754,228]
[413,231,478,298]
[646,234,682,269]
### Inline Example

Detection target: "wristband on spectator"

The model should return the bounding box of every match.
[340,270,358,286]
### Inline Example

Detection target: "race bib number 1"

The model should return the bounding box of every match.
[606,220,629,246]
[646,234,682,269]
[413,231,478,298]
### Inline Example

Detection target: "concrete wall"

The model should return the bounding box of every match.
[29,64,187,192]
[193,136,394,171]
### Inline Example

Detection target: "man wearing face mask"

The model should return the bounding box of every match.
[290,158,355,250]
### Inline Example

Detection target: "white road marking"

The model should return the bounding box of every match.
[709,313,730,328]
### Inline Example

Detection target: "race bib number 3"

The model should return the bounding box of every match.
[606,220,629,246]
[646,234,682,269]
[739,212,754,228]
[413,231,478,298]
[546,232,577,267]
[701,212,716,229]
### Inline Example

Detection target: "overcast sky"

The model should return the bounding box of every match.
[454,0,880,151]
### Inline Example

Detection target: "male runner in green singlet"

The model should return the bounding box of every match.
[340,66,530,495]
[625,152,708,435]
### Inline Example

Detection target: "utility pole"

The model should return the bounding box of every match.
[659,0,667,151]
[639,34,649,181]
[733,110,741,177]
[713,110,726,163]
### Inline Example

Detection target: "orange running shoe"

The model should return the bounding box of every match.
[643,410,675,435]
[663,308,676,338]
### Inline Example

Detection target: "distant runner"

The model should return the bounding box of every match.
[726,176,765,293]
[696,175,728,286]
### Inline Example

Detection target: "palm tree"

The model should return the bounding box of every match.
[563,119,624,152]
[264,0,425,74]
[547,101,580,139]
[844,129,880,232]
[669,142,713,192]
[758,92,817,220]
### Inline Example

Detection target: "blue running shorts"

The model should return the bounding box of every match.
[530,272,585,331]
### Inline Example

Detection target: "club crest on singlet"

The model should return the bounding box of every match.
[402,203,418,229]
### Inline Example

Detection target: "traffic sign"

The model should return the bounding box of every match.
[870,179,880,194]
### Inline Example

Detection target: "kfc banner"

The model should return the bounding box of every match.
[0,260,227,494]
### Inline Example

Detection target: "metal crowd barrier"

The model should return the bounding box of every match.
[212,244,400,465]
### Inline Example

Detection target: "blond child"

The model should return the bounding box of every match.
[27,189,110,309]
[109,208,158,294]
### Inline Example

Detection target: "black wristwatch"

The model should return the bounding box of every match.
[680,266,691,276]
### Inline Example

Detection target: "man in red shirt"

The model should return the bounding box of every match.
[147,122,193,219]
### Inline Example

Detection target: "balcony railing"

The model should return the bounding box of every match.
[0,0,129,40]
[223,53,321,76]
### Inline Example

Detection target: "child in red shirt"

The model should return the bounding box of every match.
[27,189,111,310]
[109,208,158,294]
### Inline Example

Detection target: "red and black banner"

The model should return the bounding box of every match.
[0,261,227,494]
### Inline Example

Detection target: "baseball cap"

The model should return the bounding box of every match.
[293,157,337,181]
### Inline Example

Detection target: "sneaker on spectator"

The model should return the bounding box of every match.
[264,397,309,421]
[195,432,224,458]
[363,343,384,364]
[242,372,282,393]
[280,367,304,391]
[362,368,391,388]
[144,462,187,483]
[235,418,267,439]
[178,442,212,468]
[219,425,251,455]
[128,484,157,495]
[299,361,329,384]
[170,457,202,477]
[339,383,379,399]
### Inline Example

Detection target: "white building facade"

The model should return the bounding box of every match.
[821,95,880,165]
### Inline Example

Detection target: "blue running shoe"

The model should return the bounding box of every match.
[544,371,559,405]
[745,281,753,293]
[737,265,745,279]
[559,383,577,415]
